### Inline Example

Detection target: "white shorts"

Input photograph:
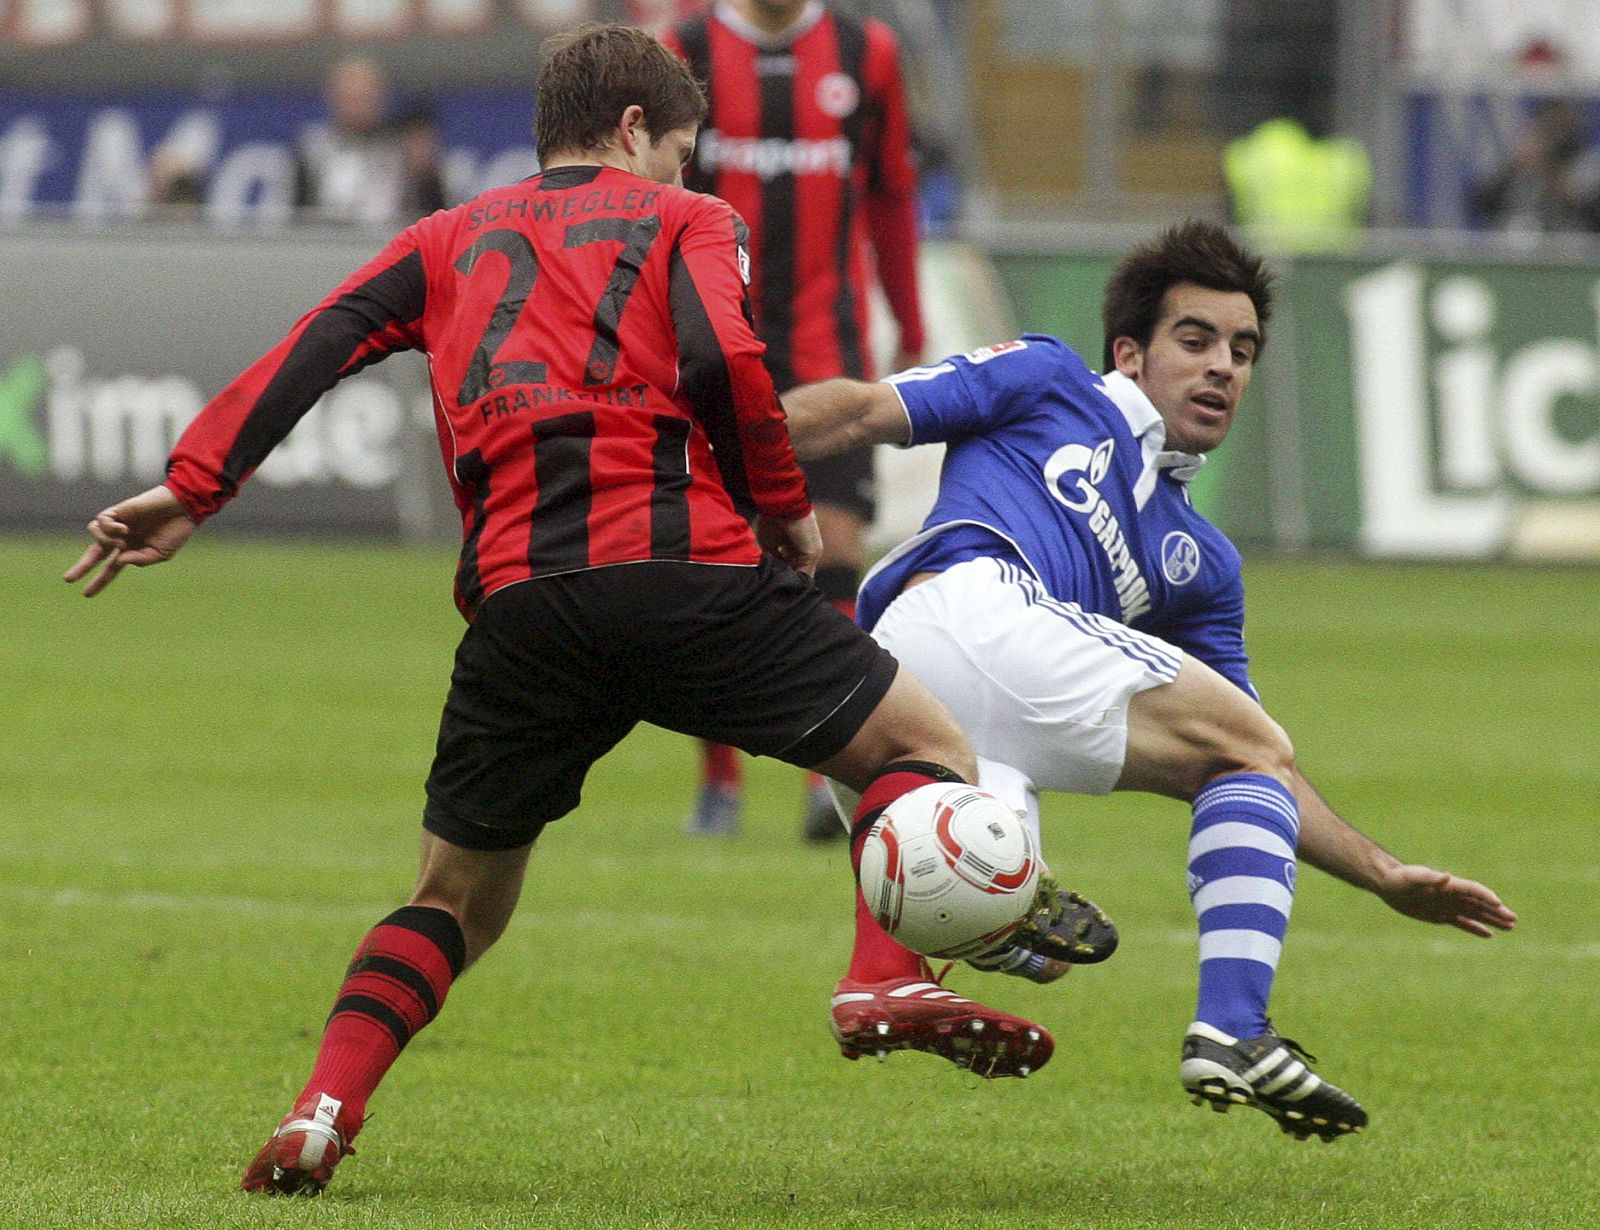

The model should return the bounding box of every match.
[872,556,1184,798]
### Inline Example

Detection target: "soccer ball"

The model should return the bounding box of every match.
[857,782,1040,960]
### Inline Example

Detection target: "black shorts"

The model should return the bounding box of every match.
[802,446,876,523]
[423,556,898,850]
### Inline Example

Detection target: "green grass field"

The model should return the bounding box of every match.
[2,535,1595,1229]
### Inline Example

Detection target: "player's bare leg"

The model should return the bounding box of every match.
[1122,658,1366,1139]
[243,833,534,1194]
[408,831,534,966]
[814,668,1054,1079]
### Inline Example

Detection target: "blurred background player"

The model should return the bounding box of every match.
[782,220,1518,1139]
[144,137,208,221]
[1467,95,1600,234]
[294,54,448,226]
[665,0,927,841]
[63,24,1055,1195]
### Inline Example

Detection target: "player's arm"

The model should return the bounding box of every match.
[64,228,428,596]
[1161,583,1516,937]
[788,339,1044,460]
[670,200,817,571]
[861,19,925,368]
[1291,769,1518,937]
[165,229,427,523]
[781,378,911,459]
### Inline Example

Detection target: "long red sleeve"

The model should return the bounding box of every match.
[165,229,426,521]
[862,20,924,358]
[670,196,812,523]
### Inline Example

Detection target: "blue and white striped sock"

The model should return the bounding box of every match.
[1187,772,1300,1040]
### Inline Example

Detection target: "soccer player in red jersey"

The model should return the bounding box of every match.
[664,0,928,840]
[63,25,1053,1196]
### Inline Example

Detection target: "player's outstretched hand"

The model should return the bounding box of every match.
[756,511,822,578]
[64,485,197,597]
[1375,863,1518,938]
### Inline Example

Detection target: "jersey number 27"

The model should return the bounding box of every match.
[454,216,663,404]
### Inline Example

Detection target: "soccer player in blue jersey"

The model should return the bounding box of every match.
[784,220,1517,1141]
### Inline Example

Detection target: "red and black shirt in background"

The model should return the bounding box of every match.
[665,2,924,388]
[164,165,811,620]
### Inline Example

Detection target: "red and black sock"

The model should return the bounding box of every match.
[700,740,741,792]
[297,904,466,1131]
[845,760,967,983]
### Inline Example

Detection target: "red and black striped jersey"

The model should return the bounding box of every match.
[164,164,812,620]
[664,2,924,389]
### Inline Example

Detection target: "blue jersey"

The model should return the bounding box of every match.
[859,334,1256,696]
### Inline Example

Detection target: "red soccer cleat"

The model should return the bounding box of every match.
[829,960,1054,1078]
[240,1092,360,1196]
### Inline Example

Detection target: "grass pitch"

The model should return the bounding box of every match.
[1,536,1595,1229]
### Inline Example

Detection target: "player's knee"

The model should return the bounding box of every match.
[909,738,976,786]
[887,706,975,784]
[821,666,977,788]
[1210,715,1295,790]
[822,718,975,792]
[1261,715,1296,780]
[409,840,530,967]
[838,732,975,791]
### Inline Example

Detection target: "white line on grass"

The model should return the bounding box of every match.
[0,883,713,936]
[1,881,1588,962]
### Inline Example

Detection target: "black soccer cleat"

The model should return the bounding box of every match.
[1180,1021,1368,1142]
[1017,879,1119,964]
[968,876,1119,982]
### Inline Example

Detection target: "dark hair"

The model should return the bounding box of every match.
[1101,220,1275,370]
[534,24,708,164]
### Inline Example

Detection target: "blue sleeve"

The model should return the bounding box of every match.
[1145,571,1259,702]
[886,334,1070,446]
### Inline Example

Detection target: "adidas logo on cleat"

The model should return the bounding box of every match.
[241,1093,360,1196]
